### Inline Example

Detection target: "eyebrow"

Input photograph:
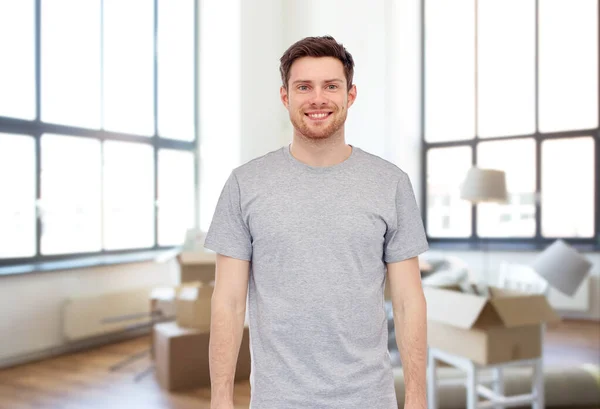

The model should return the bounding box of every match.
[291,79,344,85]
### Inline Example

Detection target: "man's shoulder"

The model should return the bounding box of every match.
[231,146,285,178]
[355,147,408,181]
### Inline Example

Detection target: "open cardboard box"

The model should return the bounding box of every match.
[150,281,205,320]
[424,284,561,365]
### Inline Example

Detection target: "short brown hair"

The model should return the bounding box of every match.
[279,35,355,91]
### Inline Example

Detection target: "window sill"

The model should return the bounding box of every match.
[0,248,181,277]
[427,240,600,253]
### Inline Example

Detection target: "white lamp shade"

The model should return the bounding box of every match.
[531,239,592,297]
[460,167,508,203]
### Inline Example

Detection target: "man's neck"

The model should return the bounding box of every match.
[289,132,352,168]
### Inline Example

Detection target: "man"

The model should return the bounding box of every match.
[205,35,429,409]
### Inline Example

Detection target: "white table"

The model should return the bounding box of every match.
[427,347,545,409]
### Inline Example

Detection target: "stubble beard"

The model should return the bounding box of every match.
[291,106,348,141]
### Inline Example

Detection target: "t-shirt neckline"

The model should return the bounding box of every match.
[283,143,358,173]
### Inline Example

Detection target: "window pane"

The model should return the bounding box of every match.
[478,0,535,137]
[0,134,36,258]
[41,0,101,128]
[425,0,475,142]
[476,139,536,237]
[427,147,472,237]
[539,0,598,132]
[103,141,154,250]
[41,134,101,254]
[541,137,594,238]
[158,149,195,246]
[157,0,195,141]
[0,0,35,120]
[103,0,154,136]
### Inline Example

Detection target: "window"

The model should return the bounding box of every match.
[0,0,198,267]
[423,0,598,247]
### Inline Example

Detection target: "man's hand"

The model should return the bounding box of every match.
[387,256,428,409]
[211,401,234,409]
[404,404,427,409]
[209,254,250,409]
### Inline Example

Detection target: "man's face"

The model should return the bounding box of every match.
[280,56,357,140]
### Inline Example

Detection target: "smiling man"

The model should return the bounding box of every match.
[205,36,429,409]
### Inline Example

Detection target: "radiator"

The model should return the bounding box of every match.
[547,274,593,312]
[62,287,156,341]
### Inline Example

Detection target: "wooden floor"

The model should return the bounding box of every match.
[0,320,598,409]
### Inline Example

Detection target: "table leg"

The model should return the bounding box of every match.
[493,366,504,409]
[466,362,477,409]
[427,349,438,409]
[533,357,544,409]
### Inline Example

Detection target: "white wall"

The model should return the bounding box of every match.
[386,0,424,204]
[240,0,288,163]
[0,259,178,365]
[198,0,242,232]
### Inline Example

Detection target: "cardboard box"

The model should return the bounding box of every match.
[154,321,251,391]
[177,251,216,284]
[176,281,214,331]
[176,229,217,283]
[424,285,561,365]
[150,281,204,321]
[150,287,177,320]
[149,282,203,358]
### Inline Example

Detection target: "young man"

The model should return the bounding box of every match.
[205,36,429,409]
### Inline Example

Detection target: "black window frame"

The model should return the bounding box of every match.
[420,0,600,251]
[0,0,200,271]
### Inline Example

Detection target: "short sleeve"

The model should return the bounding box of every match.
[383,172,429,263]
[203,171,253,261]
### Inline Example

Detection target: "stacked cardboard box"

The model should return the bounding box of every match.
[175,282,213,331]
[154,321,251,391]
[152,281,251,391]
[177,228,216,284]
[177,251,216,284]
[424,285,561,365]
[150,286,177,320]
[149,281,203,359]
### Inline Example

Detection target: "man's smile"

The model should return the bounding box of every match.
[304,111,333,121]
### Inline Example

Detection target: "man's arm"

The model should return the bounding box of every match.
[209,253,250,408]
[387,256,428,409]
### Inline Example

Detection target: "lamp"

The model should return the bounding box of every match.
[531,239,592,297]
[460,167,508,203]
[460,167,508,293]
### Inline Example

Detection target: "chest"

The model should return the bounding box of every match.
[243,178,392,250]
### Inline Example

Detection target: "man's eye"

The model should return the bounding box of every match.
[298,85,308,91]
[327,85,338,90]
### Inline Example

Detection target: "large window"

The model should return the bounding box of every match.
[423,0,598,247]
[0,0,198,265]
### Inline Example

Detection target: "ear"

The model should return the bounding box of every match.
[347,84,357,108]
[280,86,289,108]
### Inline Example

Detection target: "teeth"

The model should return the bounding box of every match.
[308,113,328,119]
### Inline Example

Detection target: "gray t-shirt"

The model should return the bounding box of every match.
[204,143,428,409]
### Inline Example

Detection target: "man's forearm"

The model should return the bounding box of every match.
[394,293,428,408]
[209,299,246,403]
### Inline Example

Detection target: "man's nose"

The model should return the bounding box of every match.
[309,88,328,106]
